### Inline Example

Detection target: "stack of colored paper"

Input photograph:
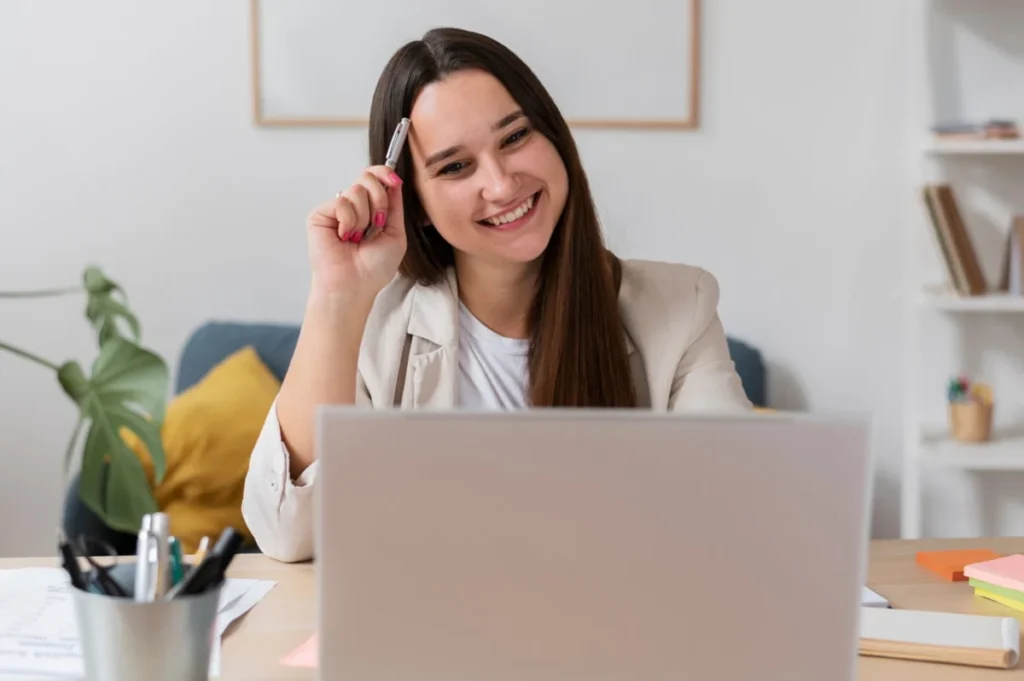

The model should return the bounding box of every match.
[916,549,1001,581]
[964,554,1024,613]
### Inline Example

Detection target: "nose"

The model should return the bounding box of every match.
[478,155,519,205]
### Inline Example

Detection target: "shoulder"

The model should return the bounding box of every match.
[619,258,722,323]
[617,258,728,356]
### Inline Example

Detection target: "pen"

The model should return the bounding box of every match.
[58,531,87,591]
[150,512,171,597]
[134,525,157,602]
[194,536,210,565]
[165,527,244,599]
[364,117,411,242]
[169,537,184,587]
[384,117,411,170]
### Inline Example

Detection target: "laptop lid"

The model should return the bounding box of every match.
[315,409,872,681]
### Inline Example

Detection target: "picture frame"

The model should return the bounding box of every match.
[249,0,701,130]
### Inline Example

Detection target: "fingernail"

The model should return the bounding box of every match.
[388,172,403,186]
[351,230,363,244]
[340,232,351,242]
[374,211,386,227]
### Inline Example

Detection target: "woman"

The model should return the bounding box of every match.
[242,27,752,562]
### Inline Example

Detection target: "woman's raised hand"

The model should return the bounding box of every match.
[306,166,407,299]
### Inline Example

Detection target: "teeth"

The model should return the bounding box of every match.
[486,195,534,226]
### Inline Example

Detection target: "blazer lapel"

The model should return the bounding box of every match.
[399,268,639,408]
[403,269,460,409]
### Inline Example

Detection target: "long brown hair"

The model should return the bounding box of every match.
[368,27,636,408]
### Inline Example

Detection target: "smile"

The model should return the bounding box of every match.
[478,191,541,231]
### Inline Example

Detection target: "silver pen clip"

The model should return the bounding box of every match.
[133,527,157,602]
[384,118,411,170]
[150,512,171,598]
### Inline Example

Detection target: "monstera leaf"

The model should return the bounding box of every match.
[58,336,169,533]
[83,266,141,345]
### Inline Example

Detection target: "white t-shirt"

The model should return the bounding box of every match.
[457,302,530,410]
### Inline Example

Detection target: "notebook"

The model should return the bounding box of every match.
[859,607,1020,669]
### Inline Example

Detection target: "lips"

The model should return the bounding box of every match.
[477,191,541,229]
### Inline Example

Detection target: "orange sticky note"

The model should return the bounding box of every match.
[280,635,318,669]
[916,549,1002,581]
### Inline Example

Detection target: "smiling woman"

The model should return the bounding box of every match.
[241,27,752,563]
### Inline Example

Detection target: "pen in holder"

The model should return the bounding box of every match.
[948,375,994,443]
[61,524,244,681]
[70,561,222,681]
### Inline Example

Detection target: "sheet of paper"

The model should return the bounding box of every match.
[280,635,318,669]
[0,568,275,679]
[216,578,277,637]
[209,578,278,676]
[861,586,889,608]
[0,569,81,679]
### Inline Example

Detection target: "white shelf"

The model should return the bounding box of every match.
[920,288,1024,312]
[926,138,1024,155]
[918,431,1024,470]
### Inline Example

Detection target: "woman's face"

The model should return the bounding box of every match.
[407,69,569,268]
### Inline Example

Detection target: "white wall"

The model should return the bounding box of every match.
[0,0,924,556]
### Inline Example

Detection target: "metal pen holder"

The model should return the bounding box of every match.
[70,562,221,681]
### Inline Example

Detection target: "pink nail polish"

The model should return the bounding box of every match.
[340,232,351,242]
[388,172,403,186]
[374,211,386,227]
[351,231,363,244]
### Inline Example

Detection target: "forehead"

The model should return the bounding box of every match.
[408,69,520,156]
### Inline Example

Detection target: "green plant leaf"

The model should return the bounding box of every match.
[82,266,141,344]
[58,337,169,534]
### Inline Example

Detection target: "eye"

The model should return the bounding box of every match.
[502,127,531,147]
[438,161,468,176]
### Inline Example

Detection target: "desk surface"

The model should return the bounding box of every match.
[5,537,1024,680]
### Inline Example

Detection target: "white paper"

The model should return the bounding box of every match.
[0,569,81,679]
[0,568,275,680]
[208,578,278,676]
[861,586,888,608]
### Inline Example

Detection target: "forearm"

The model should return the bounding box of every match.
[276,285,376,477]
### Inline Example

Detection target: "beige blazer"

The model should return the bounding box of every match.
[242,259,753,562]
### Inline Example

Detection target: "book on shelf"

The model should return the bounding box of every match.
[997,217,1024,296]
[921,184,987,296]
[931,119,1020,141]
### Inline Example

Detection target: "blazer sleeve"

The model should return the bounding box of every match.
[241,373,372,563]
[669,270,754,412]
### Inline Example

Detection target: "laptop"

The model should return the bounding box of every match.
[314,409,873,681]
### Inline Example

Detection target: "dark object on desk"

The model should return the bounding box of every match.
[60,534,129,597]
[60,321,769,553]
[167,527,244,599]
[58,532,87,591]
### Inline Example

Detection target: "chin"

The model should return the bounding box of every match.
[496,236,551,265]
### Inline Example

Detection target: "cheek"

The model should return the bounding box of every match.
[524,141,568,199]
[417,182,477,235]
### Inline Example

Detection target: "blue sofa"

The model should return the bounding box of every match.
[63,321,767,553]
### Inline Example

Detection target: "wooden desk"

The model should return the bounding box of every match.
[5,537,1024,680]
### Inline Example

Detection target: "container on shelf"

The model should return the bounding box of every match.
[949,400,993,443]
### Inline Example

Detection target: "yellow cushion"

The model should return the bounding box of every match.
[125,346,280,554]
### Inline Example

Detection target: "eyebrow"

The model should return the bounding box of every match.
[423,109,526,168]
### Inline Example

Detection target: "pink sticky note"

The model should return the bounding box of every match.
[281,635,318,669]
[963,554,1024,592]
